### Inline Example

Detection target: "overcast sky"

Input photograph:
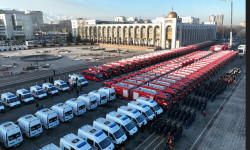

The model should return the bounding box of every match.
[0,0,245,25]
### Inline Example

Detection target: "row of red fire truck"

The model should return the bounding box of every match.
[81,41,216,82]
[103,50,238,109]
[209,43,232,52]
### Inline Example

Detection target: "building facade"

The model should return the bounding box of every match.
[209,15,216,22]
[74,11,217,49]
[217,14,224,27]
[28,11,44,26]
[0,9,34,40]
[179,16,200,24]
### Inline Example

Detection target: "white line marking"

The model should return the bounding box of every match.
[144,136,160,150]
[134,132,155,150]
[189,70,245,150]
[153,138,166,150]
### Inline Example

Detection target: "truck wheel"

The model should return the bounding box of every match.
[118,95,122,99]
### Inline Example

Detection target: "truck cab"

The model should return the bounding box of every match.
[30,85,47,99]
[17,114,43,138]
[65,98,86,116]
[51,103,74,122]
[111,83,135,99]
[54,80,69,92]
[127,101,156,121]
[78,124,115,150]
[0,121,23,148]
[60,133,93,150]
[69,74,88,87]
[106,111,138,136]
[16,89,34,103]
[1,92,21,108]
[42,83,59,96]
[98,87,116,101]
[93,117,127,145]
[89,90,108,105]
[102,80,117,88]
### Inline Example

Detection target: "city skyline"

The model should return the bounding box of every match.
[0,0,245,25]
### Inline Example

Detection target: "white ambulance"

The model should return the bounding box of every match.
[98,87,116,101]
[42,83,59,95]
[93,117,127,145]
[30,85,47,99]
[51,103,74,122]
[69,74,88,87]
[16,89,34,103]
[60,133,93,150]
[136,97,163,115]
[78,124,115,150]
[65,98,86,116]
[106,111,138,136]
[0,121,23,148]
[117,106,147,128]
[0,102,5,112]
[88,90,107,105]
[77,94,97,110]
[34,108,59,129]
[0,92,21,108]
[54,80,70,92]
[127,101,156,121]
[17,114,43,138]
[39,143,61,150]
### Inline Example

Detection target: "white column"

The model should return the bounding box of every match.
[161,23,166,49]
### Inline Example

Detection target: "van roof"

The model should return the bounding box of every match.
[107,111,130,122]
[79,124,106,139]
[19,114,40,123]
[0,121,19,132]
[2,92,16,98]
[61,133,90,149]
[94,118,118,129]
[37,108,56,115]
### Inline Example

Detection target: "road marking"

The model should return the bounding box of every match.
[144,135,160,150]
[153,138,166,150]
[189,70,245,150]
[134,132,155,150]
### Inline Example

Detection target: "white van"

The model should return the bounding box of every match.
[69,74,88,87]
[39,143,61,150]
[16,89,35,103]
[117,106,147,128]
[54,80,70,92]
[51,103,74,122]
[93,117,127,145]
[35,108,59,129]
[65,98,86,116]
[0,102,5,112]
[127,101,156,121]
[136,97,163,115]
[30,85,47,99]
[60,133,93,150]
[78,124,115,150]
[17,114,43,138]
[0,92,21,108]
[78,94,97,110]
[106,111,138,136]
[238,44,246,55]
[98,87,116,101]
[88,90,107,105]
[42,83,59,95]
[0,121,23,148]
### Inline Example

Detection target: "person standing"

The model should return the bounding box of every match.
[53,70,56,76]
[76,87,80,97]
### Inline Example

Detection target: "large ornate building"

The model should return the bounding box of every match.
[72,11,217,49]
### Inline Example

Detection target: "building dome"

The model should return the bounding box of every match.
[167,11,178,18]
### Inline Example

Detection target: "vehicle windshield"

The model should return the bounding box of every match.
[49,116,57,123]
[8,132,21,141]
[239,50,243,53]
[23,94,32,99]
[101,96,106,100]
[136,115,145,123]
[37,90,45,95]
[153,105,161,111]
[8,98,19,103]
[110,92,115,96]
[61,84,68,88]
[96,74,103,78]
[113,128,124,139]
[49,87,57,91]
[65,110,72,116]
[91,100,96,105]
[145,109,154,117]
[31,124,41,131]
[125,121,136,131]
[79,105,85,110]
[99,137,112,149]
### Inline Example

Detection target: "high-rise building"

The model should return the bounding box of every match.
[217,14,224,27]
[0,9,34,40]
[179,16,200,24]
[209,15,216,22]
[27,11,44,26]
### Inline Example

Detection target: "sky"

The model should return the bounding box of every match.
[0,0,245,25]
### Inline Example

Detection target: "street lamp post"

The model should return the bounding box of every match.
[221,0,233,46]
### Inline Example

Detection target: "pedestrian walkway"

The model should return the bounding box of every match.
[197,74,246,150]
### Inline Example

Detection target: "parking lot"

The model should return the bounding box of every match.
[0,44,245,149]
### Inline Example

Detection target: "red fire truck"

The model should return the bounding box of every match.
[111,82,136,99]
[89,66,112,79]
[102,80,117,88]
[107,62,128,74]
[82,70,103,82]
[99,64,120,76]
